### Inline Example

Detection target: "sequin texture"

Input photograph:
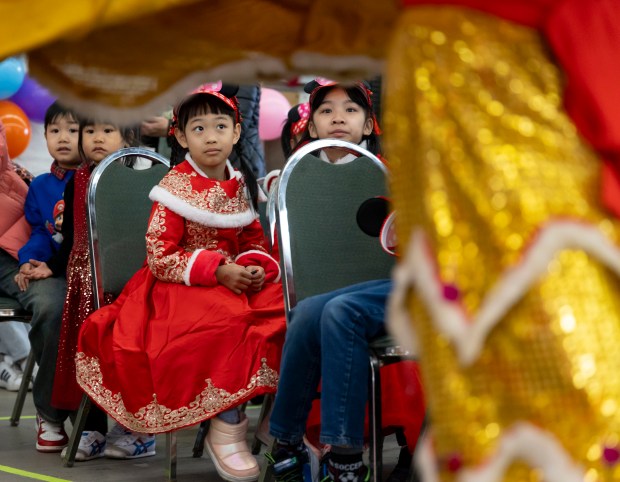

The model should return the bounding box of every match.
[385,7,620,481]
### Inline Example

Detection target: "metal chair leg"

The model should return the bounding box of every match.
[10,350,35,426]
[252,394,274,455]
[166,432,177,481]
[368,351,383,482]
[63,394,92,467]
[192,420,210,458]
[258,438,277,482]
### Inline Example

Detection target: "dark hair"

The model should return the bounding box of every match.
[280,118,295,160]
[78,118,140,166]
[299,85,381,156]
[170,93,259,211]
[44,102,79,131]
[280,104,305,159]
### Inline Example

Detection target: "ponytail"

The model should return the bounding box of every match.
[169,135,188,168]
[234,142,259,212]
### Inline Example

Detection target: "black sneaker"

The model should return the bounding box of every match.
[266,444,309,482]
[320,453,371,482]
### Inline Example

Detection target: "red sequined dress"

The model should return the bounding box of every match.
[75,159,286,433]
[52,163,95,409]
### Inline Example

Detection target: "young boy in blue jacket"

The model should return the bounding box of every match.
[12,102,81,452]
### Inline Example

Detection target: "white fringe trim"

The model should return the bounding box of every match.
[149,186,256,228]
[386,260,419,356]
[459,423,586,482]
[416,423,585,482]
[183,249,203,286]
[235,249,281,283]
[290,52,383,79]
[34,52,382,124]
[389,220,620,366]
[414,432,441,482]
[37,55,288,124]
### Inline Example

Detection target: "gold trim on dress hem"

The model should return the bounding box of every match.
[75,352,279,433]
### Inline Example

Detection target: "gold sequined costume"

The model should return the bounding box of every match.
[385,6,620,482]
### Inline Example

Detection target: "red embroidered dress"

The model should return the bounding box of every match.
[76,158,286,433]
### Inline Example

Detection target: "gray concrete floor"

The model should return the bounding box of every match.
[0,389,402,482]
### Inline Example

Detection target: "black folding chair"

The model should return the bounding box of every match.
[0,295,35,426]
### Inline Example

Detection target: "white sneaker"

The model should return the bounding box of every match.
[0,359,22,391]
[17,358,37,391]
[105,421,130,444]
[60,431,106,461]
[105,429,156,459]
[35,414,68,452]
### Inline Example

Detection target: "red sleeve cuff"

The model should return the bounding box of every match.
[185,249,226,286]
[235,250,281,283]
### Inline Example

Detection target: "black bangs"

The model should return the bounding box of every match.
[176,94,236,132]
[77,118,140,164]
[309,85,371,113]
[44,102,79,130]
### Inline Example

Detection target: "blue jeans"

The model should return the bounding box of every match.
[269,279,391,449]
[0,249,71,424]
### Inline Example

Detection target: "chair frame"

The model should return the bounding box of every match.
[0,296,35,427]
[62,148,176,478]
[274,139,411,482]
[277,138,388,317]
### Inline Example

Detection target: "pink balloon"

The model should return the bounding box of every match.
[259,88,291,141]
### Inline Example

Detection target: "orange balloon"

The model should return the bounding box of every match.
[0,100,31,158]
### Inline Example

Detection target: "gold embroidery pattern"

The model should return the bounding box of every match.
[146,204,186,283]
[159,170,250,215]
[248,244,268,253]
[213,249,234,263]
[75,352,279,434]
[185,221,218,251]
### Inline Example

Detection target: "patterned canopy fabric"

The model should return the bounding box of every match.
[1,0,397,121]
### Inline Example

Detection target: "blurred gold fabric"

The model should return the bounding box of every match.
[0,0,200,59]
[1,0,398,120]
[385,6,620,481]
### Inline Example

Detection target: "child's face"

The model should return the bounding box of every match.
[308,87,374,145]
[81,124,127,164]
[45,115,80,168]
[175,112,240,179]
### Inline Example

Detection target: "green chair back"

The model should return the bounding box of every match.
[87,149,169,307]
[277,140,393,311]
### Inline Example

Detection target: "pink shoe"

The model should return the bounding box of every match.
[206,414,260,482]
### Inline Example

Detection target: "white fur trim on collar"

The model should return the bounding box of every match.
[150,185,257,228]
[185,154,241,181]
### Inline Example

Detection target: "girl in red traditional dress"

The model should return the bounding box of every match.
[76,83,286,482]
[27,119,156,461]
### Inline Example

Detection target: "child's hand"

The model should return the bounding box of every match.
[26,259,53,280]
[14,272,29,291]
[215,264,252,294]
[245,265,265,292]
